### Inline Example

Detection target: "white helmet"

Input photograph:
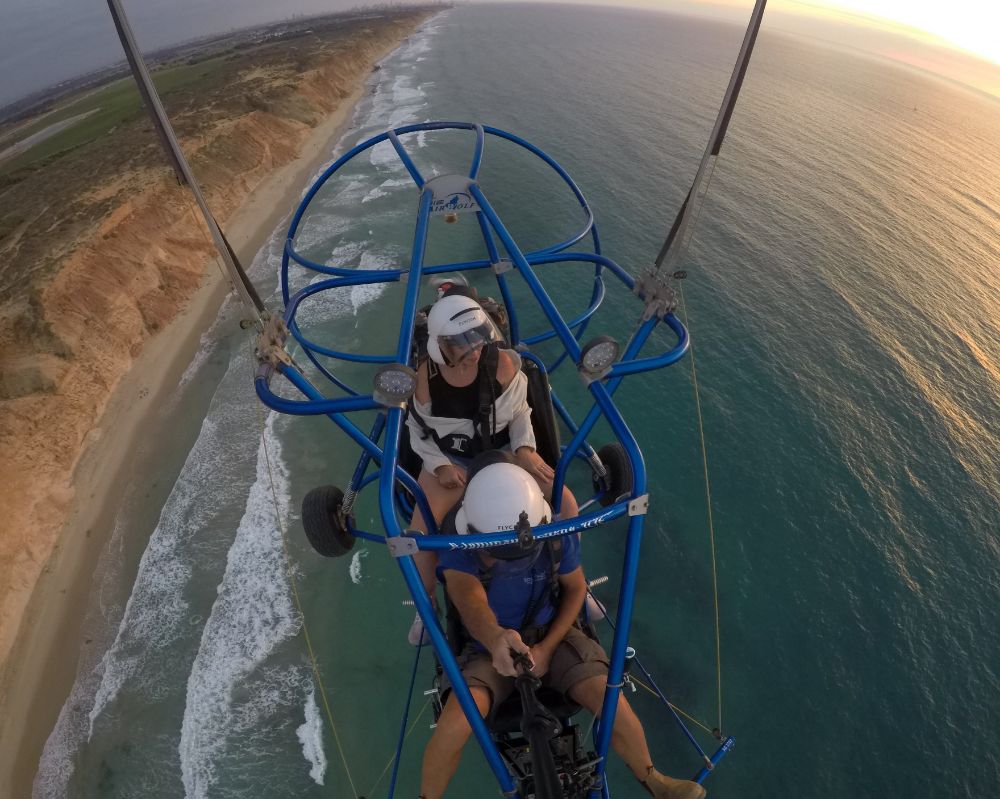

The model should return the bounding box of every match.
[426,294,502,366]
[455,462,551,538]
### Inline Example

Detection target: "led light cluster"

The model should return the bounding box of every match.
[373,364,418,408]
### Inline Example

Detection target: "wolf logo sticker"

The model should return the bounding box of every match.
[431,191,477,215]
[427,174,481,216]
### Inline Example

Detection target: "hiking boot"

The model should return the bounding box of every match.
[638,767,706,799]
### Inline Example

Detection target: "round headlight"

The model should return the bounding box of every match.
[579,336,620,380]
[373,364,417,408]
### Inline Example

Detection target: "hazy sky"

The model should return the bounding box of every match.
[550,1,1000,65]
[1,0,998,108]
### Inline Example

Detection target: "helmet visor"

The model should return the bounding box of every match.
[437,320,502,364]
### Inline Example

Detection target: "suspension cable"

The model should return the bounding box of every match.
[366,699,432,799]
[629,675,715,736]
[586,592,715,746]
[677,285,723,735]
[386,644,424,799]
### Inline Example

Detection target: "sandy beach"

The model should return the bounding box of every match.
[0,18,427,795]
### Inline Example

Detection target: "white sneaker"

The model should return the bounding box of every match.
[407,611,429,646]
[585,594,606,621]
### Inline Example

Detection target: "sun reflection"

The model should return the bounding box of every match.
[775,0,1000,66]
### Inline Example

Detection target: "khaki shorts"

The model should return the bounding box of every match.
[442,626,609,711]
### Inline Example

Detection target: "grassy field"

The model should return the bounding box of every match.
[0,55,234,176]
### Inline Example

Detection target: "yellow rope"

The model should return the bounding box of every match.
[365,698,432,798]
[677,283,724,735]
[628,675,715,736]
[253,369,360,799]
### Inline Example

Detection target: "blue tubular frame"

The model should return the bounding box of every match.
[255,122,719,797]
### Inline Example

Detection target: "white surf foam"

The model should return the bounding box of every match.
[348,548,369,584]
[34,511,136,797]
[284,243,400,328]
[351,250,400,314]
[86,412,242,734]
[176,328,218,390]
[390,75,425,106]
[369,138,401,168]
[362,185,389,203]
[179,411,300,797]
[327,240,368,267]
[296,688,328,785]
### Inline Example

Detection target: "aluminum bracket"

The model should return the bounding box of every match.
[628,494,650,516]
[387,535,420,558]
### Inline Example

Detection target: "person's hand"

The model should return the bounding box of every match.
[489,629,531,677]
[435,463,466,490]
[528,642,554,677]
[515,447,554,484]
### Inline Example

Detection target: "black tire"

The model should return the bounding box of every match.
[592,443,634,507]
[301,485,355,557]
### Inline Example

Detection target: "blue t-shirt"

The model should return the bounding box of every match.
[438,533,581,631]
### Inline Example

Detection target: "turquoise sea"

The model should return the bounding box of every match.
[36,5,1000,798]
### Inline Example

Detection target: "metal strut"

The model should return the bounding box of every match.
[653,0,768,274]
[106,0,267,324]
[254,314,293,369]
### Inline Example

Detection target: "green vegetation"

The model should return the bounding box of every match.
[0,6,439,307]
[0,55,230,176]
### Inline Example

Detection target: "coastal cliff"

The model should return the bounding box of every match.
[0,10,432,675]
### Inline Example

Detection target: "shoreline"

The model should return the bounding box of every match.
[0,29,404,794]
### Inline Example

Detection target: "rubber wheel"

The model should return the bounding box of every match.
[592,443,634,507]
[301,485,355,557]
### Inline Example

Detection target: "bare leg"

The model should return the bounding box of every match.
[568,674,652,777]
[410,467,466,595]
[420,687,491,799]
[568,675,705,797]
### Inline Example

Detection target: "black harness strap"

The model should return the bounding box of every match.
[476,343,501,450]
[472,537,564,634]
[441,535,576,660]
[407,345,509,460]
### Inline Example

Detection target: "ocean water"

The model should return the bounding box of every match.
[35,5,1000,798]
